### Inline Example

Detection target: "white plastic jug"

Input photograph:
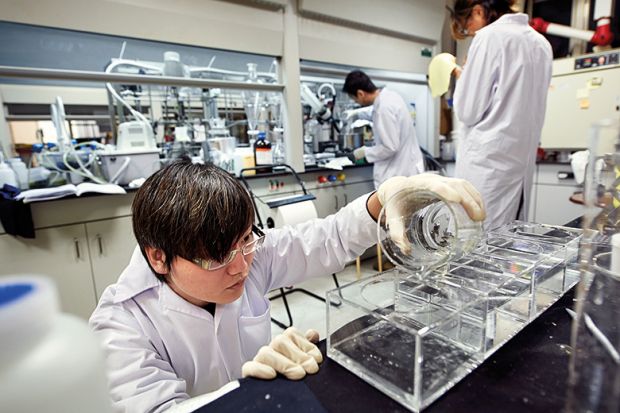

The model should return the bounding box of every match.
[8,157,28,189]
[0,276,113,413]
[0,159,18,188]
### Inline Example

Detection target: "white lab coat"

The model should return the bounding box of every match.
[454,13,552,230]
[365,88,425,188]
[89,194,377,413]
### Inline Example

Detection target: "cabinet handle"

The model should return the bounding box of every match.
[96,234,104,256]
[334,195,339,210]
[557,171,575,180]
[74,238,81,260]
[344,193,348,206]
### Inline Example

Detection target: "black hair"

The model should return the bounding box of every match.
[448,0,516,39]
[342,70,377,96]
[132,157,255,278]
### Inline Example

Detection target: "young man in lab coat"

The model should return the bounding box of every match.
[89,158,485,412]
[449,0,552,230]
[343,70,426,189]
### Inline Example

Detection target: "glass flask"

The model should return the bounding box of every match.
[377,188,483,273]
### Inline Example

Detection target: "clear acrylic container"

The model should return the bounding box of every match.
[327,271,487,412]
[327,221,582,412]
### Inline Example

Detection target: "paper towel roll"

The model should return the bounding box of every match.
[273,200,318,228]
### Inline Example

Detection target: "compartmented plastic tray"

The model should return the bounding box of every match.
[326,221,582,412]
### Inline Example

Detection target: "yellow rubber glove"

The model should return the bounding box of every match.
[428,53,460,97]
[241,327,322,381]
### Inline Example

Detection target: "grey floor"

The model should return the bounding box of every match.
[269,257,378,340]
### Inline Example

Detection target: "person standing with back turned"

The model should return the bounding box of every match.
[449,0,552,230]
[343,70,425,189]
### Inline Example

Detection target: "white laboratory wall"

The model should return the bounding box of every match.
[0,0,445,69]
[299,0,444,42]
[297,0,445,74]
[298,18,434,74]
[0,0,285,56]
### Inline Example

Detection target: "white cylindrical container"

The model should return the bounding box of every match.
[8,158,28,189]
[0,276,112,413]
[0,160,18,188]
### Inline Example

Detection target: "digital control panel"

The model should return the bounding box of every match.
[575,51,619,70]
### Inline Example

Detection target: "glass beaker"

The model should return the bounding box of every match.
[377,188,483,273]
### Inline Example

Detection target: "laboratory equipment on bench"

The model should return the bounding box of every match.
[238,164,342,330]
[105,53,281,161]
[96,148,161,186]
[98,121,160,185]
[0,276,112,413]
[116,121,157,152]
[327,218,582,412]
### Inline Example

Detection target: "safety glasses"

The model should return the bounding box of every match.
[192,225,265,271]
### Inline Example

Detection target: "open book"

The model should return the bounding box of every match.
[16,183,126,203]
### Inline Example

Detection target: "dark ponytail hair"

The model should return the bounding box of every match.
[448,0,517,39]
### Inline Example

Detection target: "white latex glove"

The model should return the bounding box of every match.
[242,327,322,381]
[353,146,366,160]
[378,174,485,254]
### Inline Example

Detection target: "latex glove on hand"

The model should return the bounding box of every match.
[377,174,486,252]
[353,146,366,161]
[242,327,322,381]
[378,173,486,221]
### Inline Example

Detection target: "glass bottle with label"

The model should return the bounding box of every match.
[254,131,273,174]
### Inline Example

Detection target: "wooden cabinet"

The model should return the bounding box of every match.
[0,224,97,319]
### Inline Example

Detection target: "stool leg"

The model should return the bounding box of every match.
[377,244,383,272]
[356,256,361,279]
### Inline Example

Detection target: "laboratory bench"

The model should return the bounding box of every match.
[210,287,576,413]
[203,217,584,413]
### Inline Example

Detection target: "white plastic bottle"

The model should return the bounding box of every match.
[0,276,113,413]
[0,152,18,188]
[8,157,28,189]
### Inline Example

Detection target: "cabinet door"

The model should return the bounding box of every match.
[535,184,585,225]
[0,224,97,320]
[86,216,137,300]
[312,185,342,217]
[342,181,375,206]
